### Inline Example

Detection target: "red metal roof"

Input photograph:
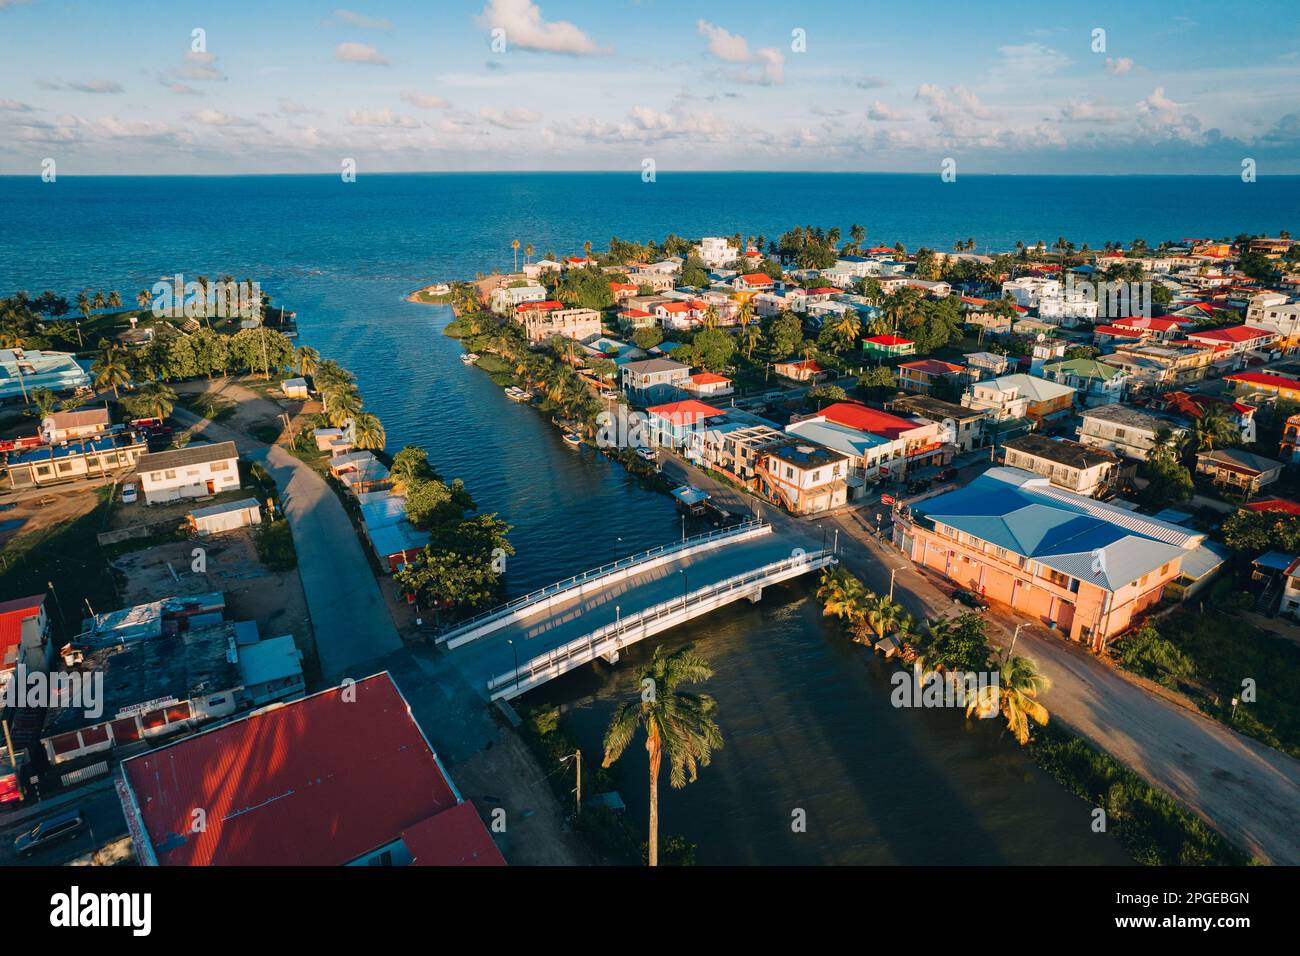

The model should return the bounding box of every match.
[646,399,724,423]
[818,402,920,440]
[1244,499,1300,516]
[1113,316,1180,332]
[1226,372,1300,391]
[0,594,44,655]
[738,273,773,285]
[517,300,563,312]
[401,802,506,866]
[900,359,963,375]
[863,334,913,347]
[690,372,731,385]
[1188,325,1274,344]
[119,673,489,866]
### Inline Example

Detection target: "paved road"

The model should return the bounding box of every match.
[660,452,1300,865]
[171,383,402,678]
[447,528,818,694]
[0,776,127,867]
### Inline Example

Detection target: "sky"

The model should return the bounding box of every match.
[1,0,1299,175]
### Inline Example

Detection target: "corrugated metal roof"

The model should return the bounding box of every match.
[119,673,465,866]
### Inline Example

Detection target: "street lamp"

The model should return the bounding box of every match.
[679,569,688,603]
[1008,622,1028,659]
[506,638,520,694]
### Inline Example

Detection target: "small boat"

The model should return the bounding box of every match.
[505,386,531,402]
[461,353,479,365]
[562,432,583,448]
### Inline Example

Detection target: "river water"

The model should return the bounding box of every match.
[0,172,1145,864]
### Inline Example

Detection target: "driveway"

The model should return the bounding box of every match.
[660,452,1300,865]
[170,381,402,678]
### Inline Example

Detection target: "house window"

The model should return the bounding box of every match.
[164,470,176,479]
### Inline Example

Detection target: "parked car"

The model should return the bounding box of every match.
[13,808,85,857]
[636,446,657,462]
[936,467,958,482]
[121,484,138,504]
[952,588,989,611]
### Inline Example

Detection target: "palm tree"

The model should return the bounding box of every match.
[828,311,862,351]
[861,592,905,642]
[352,412,386,450]
[107,291,121,310]
[1192,403,1237,454]
[76,292,91,321]
[966,655,1051,745]
[136,288,152,311]
[524,242,534,265]
[92,344,131,398]
[602,644,723,867]
[125,381,177,420]
[323,383,362,427]
[512,239,520,272]
[740,323,761,359]
[295,345,320,378]
[702,304,720,330]
[92,291,106,311]
[817,567,869,632]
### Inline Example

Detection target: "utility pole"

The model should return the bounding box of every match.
[888,567,897,602]
[1008,622,1028,659]
[574,750,582,816]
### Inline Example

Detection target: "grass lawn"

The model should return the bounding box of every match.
[176,391,236,422]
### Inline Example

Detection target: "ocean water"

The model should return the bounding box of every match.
[3,172,1252,863]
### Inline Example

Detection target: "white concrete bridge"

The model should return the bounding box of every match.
[438,520,836,700]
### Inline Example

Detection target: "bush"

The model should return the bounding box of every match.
[254,519,297,571]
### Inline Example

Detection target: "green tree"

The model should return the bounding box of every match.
[92,344,131,398]
[122,381,177,421]
[352,412,386,451]
[1137,445,1194,510]
[633,326,664,351]
[916,613,992,675]
[602,645,723,867]
[966,655,1052,745]
[765,311,804,359]
[690,328,736,372]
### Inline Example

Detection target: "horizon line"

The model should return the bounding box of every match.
[3,170,1299,179]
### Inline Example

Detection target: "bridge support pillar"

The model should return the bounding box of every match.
[748,587,763,604]
[601,648,620,665]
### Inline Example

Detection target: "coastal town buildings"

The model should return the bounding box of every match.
[961,374,1075,425]
[40,408,109,444]
[893,467,1204,651]
[4,432,147,489]
[0,348,90,401]
[1077,404,1184,462]
[886,394,988,453]
[1001,434,1120,498]
[1040,358,1129,407]
[898,359,964,396]
[621,357,691,403]
[1194,448,1284,494]
[755,440,850,514]
[489,284,547,314]
[515,303,602,344]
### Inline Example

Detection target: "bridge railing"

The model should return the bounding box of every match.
[488,548,836,695]
[436,517,766,644]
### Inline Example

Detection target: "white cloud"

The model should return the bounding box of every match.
[330,9,393,32]
[1136,86,1201,138]
[476,0,605,55]
[1105,56,1135,76]
[1059,99,1123,124]
[193,109,255,127]
[347,109,418,128]
[175,51,225,82]
[278,97,312,114]
[916,83,995,139]
[479,106,541,128]
[401,91,451,109]
[0,97,32,111]
[696,20,784,85]
[994,42,1071,77]
[37,79,124,94]
[867,101,909,121]
[163,82,202,96]
[335,42,389,65]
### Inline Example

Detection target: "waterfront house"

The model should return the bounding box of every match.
[645,399,725,449]
[0,348,91,401]
[489,284,547,314]
[115,672,504,866]
[886,394,988,453]
[1194,448,1284,494]
[893,467,1204,652]
[861,334,916,359]
[756,441,850,515]
[802,401,947,478]
[1224,371,1300,403]
[898,359,964,396]
[1041,358,1129,407]
[137,441,241,504]
[516,304,602,345]
[40,408,109,444]
[313,426,352,456]
[773,358,827,383]
[1001,434,1119,498]
[1077,404,1184,462]
[621,357,691,404]
[330,450,391,496]
[357,490,427,572]
[961,374,1075,425]
[5,432,147,489]
[280,377,310,399]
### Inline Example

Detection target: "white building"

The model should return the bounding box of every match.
[694,237,739,268]
[40,408,110,444]
[489,284,547,314]
[136,440,241,504]
[1077,405,1184,462]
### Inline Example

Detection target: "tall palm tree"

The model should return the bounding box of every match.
[966,655,1051,745]
[107,291,121,309]
[524,242,534,265]
[602,644,723,867]
[295,345,320,378]
[511,239,520,272]
[702,304,720,330]
[92,344,131,398]
[861,592,905,642]
[76,292,91,321]
[324,383,362,427]
[92,291,106,310]
[136,288,152,311]
[817,568,868,629]
[741,323,761,359]
[352,412,385,450]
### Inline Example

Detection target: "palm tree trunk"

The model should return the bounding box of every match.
[647,730,662,867]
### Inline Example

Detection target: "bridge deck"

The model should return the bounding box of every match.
[446,529,820,695]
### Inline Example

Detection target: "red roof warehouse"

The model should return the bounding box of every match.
[116,672,504,866]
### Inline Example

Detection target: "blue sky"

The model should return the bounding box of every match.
[1,0,1298,174]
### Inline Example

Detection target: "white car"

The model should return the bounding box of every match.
[636,446,657,462]
[121,484,138,503]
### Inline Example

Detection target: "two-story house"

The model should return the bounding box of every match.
[136,440,241,504]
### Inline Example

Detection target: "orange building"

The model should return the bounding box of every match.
[893,467,1204,651]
